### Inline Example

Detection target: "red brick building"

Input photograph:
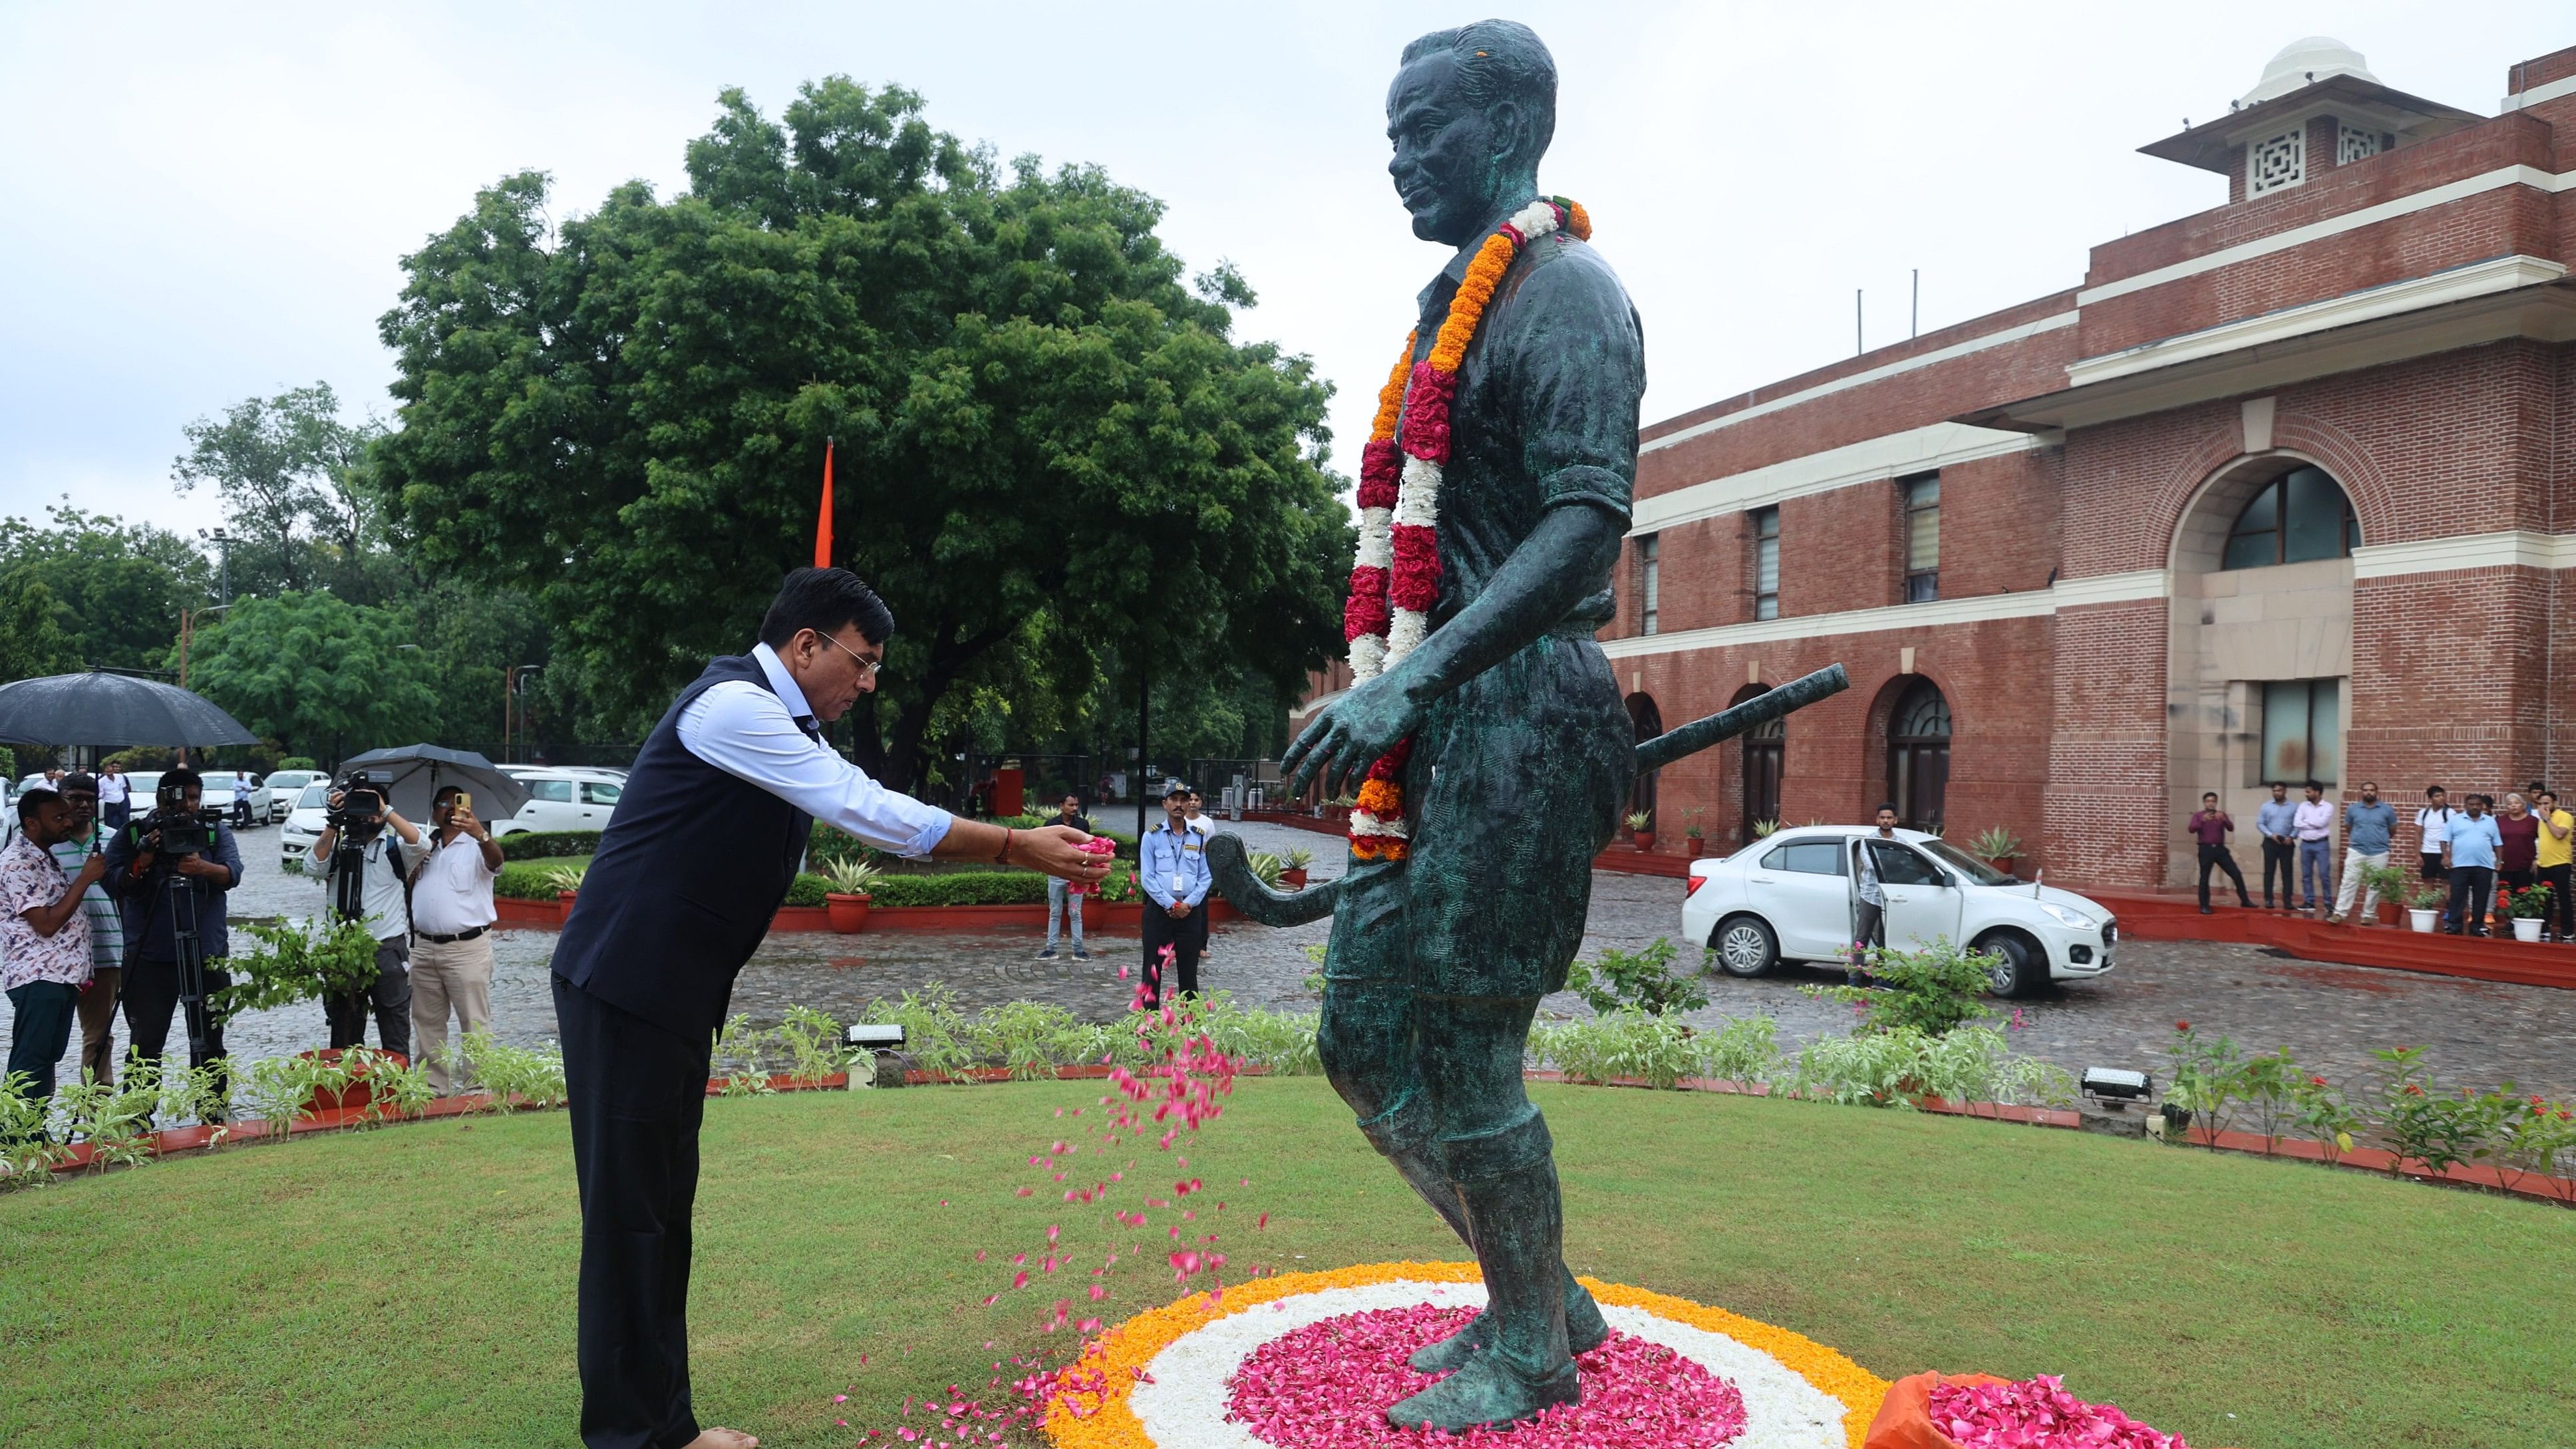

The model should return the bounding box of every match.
[1303,37,2576,891]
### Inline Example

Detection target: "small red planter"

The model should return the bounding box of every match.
[1279,868,1309,889]
[295,1048,412,1114]
[556,890,578,923]
[1631,831,1656,854]
[826,892,872,933]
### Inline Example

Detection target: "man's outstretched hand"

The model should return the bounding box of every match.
[1283,674,1424,801]
[1009,824,1115,884]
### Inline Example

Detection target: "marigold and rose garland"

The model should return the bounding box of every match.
[1040,1257,1888,1449]
[1342,197,1594,863]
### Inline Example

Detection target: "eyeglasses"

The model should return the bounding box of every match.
[816,630,884,679]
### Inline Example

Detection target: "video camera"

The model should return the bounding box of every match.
[139,780,226,858]
[327,768,396,838]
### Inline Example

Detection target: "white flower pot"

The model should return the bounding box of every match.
[2407,908,2439,933]
[2513,916,2544,942]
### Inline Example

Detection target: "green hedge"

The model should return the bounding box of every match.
[500,830,603,862]
[495,858,586,901]
[863,871,1050,907]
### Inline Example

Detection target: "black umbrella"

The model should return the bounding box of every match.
[340,743,531,822]
[0,669,260,748]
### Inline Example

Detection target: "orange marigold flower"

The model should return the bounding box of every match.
[1368,333,1415,440]
[1354,778,1402,816]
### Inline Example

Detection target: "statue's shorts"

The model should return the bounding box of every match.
[1399,626,1633,999]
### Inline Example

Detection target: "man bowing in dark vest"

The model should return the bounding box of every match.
[551,567,1110,1449]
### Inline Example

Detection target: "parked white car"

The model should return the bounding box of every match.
[261,769,325,823]
[1680,826,2117,997]
[279,780,331,868]
[491,769,625,838]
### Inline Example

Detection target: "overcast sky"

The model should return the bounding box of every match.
[1,1,2563,538]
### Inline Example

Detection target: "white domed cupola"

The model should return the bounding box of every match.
[2138,39,2481,203]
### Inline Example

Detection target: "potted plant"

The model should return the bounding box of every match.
[1967,826,2022,877]
[1750,818,1782,840]
[544,863,589,923]
[2357,860,2411,927]
[1679,806,1706,857]
[822,857,880,934]
[1625,809,1655,854]
[2405,881,2446,933]
[1279,846,1313,889]
[2503,880,2552,942]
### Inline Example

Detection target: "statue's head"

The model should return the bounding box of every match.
[1386,21,1557,247]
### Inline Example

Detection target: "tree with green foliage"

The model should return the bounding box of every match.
[0,505,211,671]
[172,383,388,601]
[372,77,1350,793]
[178,591,440,764]
[0,575,75,685]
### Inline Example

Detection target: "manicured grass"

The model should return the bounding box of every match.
[2,1078,2568,1447]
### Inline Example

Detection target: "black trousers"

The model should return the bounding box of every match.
[1847,899,1886,983]
[325,936,412,1055]
[556,975,711,1449]
[120,956,232,1094]
[5,981,80,1104]
[2259,838,2295,905]
[2195,843,2249,908]
[2446,866,2496,936]
[1140,904,1207,1007]
[2419,851,2448,882]
[2541,863,2574,937]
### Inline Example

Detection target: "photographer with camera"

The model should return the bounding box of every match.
[104,766,243,1091]
[409,784,503,1094]
[312,774,424,1056]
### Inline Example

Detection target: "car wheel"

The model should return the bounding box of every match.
[1981,932,2038,998]
[1710,915,1779,978]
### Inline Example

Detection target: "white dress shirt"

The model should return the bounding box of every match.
[327,831,429,942]
[677,642,953,858]
[411,832,500,935]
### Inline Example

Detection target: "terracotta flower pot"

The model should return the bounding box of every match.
[556,890,577,923]
[1632,830,1656,854]
[1279,867,1308,889]
[1987,856,2016,877]
[1683,833,1706,858]
[2376,899,2401,927]
[826,891,873,933]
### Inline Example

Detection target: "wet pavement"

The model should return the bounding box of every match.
[6,820,2569,1100]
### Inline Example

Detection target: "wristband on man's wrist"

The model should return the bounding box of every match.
[995,827,1015,865]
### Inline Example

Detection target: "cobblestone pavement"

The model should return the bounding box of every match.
[8,820,2569,1100]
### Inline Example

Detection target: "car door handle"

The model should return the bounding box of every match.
[1750,876,1776,884]
[1886,891,1909,903]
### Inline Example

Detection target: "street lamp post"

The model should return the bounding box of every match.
[504,665,544,761]
[174,601,236,766]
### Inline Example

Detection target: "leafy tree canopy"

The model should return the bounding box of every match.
[173,383,391,602]
[0,576,75,686]
[371,77,1351,792]
[179,591,441,764]
[0,504,212,673]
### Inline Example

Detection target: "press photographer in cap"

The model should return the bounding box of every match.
[104,765,244,1090]
[312,773,426,1056]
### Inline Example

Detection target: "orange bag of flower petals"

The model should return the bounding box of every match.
[1864,1371,2011,1449]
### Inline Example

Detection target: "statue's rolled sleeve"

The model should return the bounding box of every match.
[1512,253,1643,528]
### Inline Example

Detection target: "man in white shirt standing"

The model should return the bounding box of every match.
[550,568,1107,1449]
[410,784,504,1093]
[313,786,427,1056]
[2292,780,2335,913]
[2415,785,2454,887]
[96,762,131,831]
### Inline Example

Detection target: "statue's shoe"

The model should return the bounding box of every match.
[1385,1349,1580,1431]
[1406,1274,1607,1374]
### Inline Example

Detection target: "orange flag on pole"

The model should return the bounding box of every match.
[813,439,835,569]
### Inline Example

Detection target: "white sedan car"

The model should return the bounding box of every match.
[1681,826,2117,997]
[279,780,331,869]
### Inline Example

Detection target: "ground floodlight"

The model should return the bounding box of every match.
[2080,1067,2152,1106]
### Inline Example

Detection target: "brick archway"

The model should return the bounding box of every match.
[2156,409,2393,569]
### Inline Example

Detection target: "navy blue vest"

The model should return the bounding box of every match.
[552,655,812,1041]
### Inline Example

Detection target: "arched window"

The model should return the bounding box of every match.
[1625,693,1663,825]
[1742,714,1783,840]
[1887,679,1950,834]
[2223,466,2359,569]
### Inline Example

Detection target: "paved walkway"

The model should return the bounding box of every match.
[7,820,2568,1100]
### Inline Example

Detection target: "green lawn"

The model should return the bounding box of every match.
[2,1078,2567,1448]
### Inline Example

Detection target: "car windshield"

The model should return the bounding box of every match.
[200,773,237,789]
[299,782,330,809]
[1919,838,2014,886]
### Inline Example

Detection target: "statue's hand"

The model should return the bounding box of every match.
[1283,675,1424,800]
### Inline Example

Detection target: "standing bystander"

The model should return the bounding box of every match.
[2536,789,2573,941]
[2444,794,2502,937]
[1848,804,1899,985]
[96,762,130,832]
[1,789,107,1110]
[107,768,244,1098]
[2254,782,2297,910]
[409,786,502,1094]
[49,775,126,1084]
[313,788,426,1056]
[2414,786,2454,885]
[1039,794,1094,961]
[1140,782,1210,1007]
[2497,792,2540,923]
[2293,781,2334,913]
[2329,782,2397,927]
[2188,792,2255,914]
